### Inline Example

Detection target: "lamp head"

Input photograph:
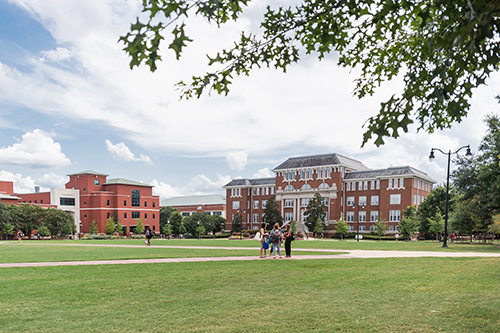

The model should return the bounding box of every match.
[465,146,472,158]
[429,149,435,162]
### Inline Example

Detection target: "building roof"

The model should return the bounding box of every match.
[104,178,153,187]
[344,166,436,183]
[161,194,226,207]
[273,153,370,172]
[67,170,108,177]
[0,193,22,200]
[223,177,276,188]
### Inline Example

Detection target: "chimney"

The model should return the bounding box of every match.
[34,186,40,193]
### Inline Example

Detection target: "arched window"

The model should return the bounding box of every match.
[301,184,312,190]
[318,183,329,189]
[284,185,294,191]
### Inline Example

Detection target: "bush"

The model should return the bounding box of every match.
[130,234,146,239]
[81,234,121,240]
[242,229,259,235]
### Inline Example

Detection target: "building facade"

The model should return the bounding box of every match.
[160,194,226,218]
[224,153,435,235]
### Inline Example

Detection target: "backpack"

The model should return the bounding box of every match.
[270,230,280,243]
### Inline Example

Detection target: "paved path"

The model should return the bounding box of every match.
[1,243,499,268]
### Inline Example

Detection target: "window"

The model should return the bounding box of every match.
[284,185,294,191]
[358,211,366,222]
[132,212,140,219]
[271,187,275,195]
[358,182,363,190]
[107,212,110,218]
[399,178,404,188]
[370,225,376,231]
[388,178,393,188]
[302,198,310,207]
[40,200,43,204]
[348,225,354,231]
[321,197,328,206]
[370,181,375,190]
[60,197,75,206]
[376,180,380,189]
[266,187,269,195]
[390,194,401,205]
[285,212,293,222]
[124,213,127,219]
[256,188,260,195]
[389,226,394,231]
[94,179,99,186]
[301,184,312,190]
[83,188,86,192]
[347,196,355,206]
[364,181,368,190]
[253,200,259,209]
[84,201,86,205]
[132,190,140,207]
[153,202,155,208]
[347,182,351,191]
[253,214,259,223]
[359,225,366,231]
[389,210,400,222]
[124,200,127,206]
[214,211,222,216]
[262,200,267,209]
[182,212,190,217]
[145,213,147,219]
[370,211,378,222]
[319,183,329,189]
[107,200,110,207]
[346,211,354,222]
[359,196,367,206]
[233,201,240,210]
[144,201,147,207]
[285,199,294,207]
[371,195,379,205]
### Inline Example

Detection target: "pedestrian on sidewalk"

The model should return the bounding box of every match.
[283,224,294,258]
[259,223,268,258]
[145,227,153,246]
[17,230,23,244]
[270,223,283,259]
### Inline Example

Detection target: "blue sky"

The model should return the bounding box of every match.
[0,0,498,199]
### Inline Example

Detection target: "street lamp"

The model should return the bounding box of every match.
[197,221,200,240]
[351,203,366,242]
[429,145,472,248]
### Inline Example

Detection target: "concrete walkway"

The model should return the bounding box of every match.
[1,242,499,268]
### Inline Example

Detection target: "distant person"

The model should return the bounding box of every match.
[283,224,294,258]
[18,230,23,244]
[270,223,283,259]
[259,223,268,258]
[395,233,399,242]
[145,227,153,246]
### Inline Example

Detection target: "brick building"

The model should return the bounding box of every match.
[65,171,160,235]
[224,153,435,235]
[160,194,226,218]
[0,180,22,204]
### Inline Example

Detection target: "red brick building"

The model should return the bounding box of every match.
[0,180,22,204]
[160,195,226,218]
[65,171,160,235]
[224,153,435,235]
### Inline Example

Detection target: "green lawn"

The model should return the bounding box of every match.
[0,257,498,332]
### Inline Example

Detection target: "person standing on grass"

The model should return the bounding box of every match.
[395,233,399,242]
[270,223,283,259]
[17,230,23,244]
[145,227,153,246]
[259,223,268,258]
[283,224,294,258]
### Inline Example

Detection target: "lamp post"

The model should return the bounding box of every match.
[351,203,366,242]
[197,221,200,240]
[429,145,472,248]
[167,220,170,239]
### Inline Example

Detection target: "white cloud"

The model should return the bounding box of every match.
[0,129,71,168]
[151,173,231,199]
[226,151,248,171]
[40,47,72,63]
[0,170,35,193]
[252,167,272,178]
[35,172,66,188]
[105,140,153,164]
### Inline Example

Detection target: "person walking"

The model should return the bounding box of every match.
[145,227,153,246]
[259,223,268,258]
[270,223,282,259]
[283,224,294,258]
[395,233,399,242]
[18,230,23,244]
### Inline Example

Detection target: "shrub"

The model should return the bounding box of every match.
[130,234,146,239]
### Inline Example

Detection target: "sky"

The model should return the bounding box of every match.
[0,0,498,199]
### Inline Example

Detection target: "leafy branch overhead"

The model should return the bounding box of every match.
[120,0,500,146]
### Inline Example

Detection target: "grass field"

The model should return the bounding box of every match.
[0,257,499,332]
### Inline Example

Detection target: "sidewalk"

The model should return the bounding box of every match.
[1,243,499,268]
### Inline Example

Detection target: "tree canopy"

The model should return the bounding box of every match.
[262,196,282,229]
[121,0,500,146]
[303,193,327,235]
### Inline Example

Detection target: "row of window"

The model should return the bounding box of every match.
[284,197,328,207]
[230,187,275,197]
[346,194,401,207]
[181,211,222,217]
[415,179,431,191]
[281,168,332,181]
[232,200,269,210]
[348,225,398,232]
[284,183,330,192]
[414,194,424,205]
[345,210,400,222]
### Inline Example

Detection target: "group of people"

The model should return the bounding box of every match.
[257,223,294,259]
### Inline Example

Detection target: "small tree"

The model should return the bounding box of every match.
[0,202,14,239]
[195,224,205,240]
[399,206,419,241]
[374,220,389,241]
[488,215,500,242]
[262,197,283,229]
[136,218,145,234]
[313,217,325,239]
[304,193,326,237]
[169,211,183,236]
[428,211,445,241]
[105,218,115,234]
[164,222,173,238]
[335,218,349,241]
[178,221,186,236]
[291,220,297,234]
[231,213,243,237]
[37,225,51,238]
[89,220,98,235]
